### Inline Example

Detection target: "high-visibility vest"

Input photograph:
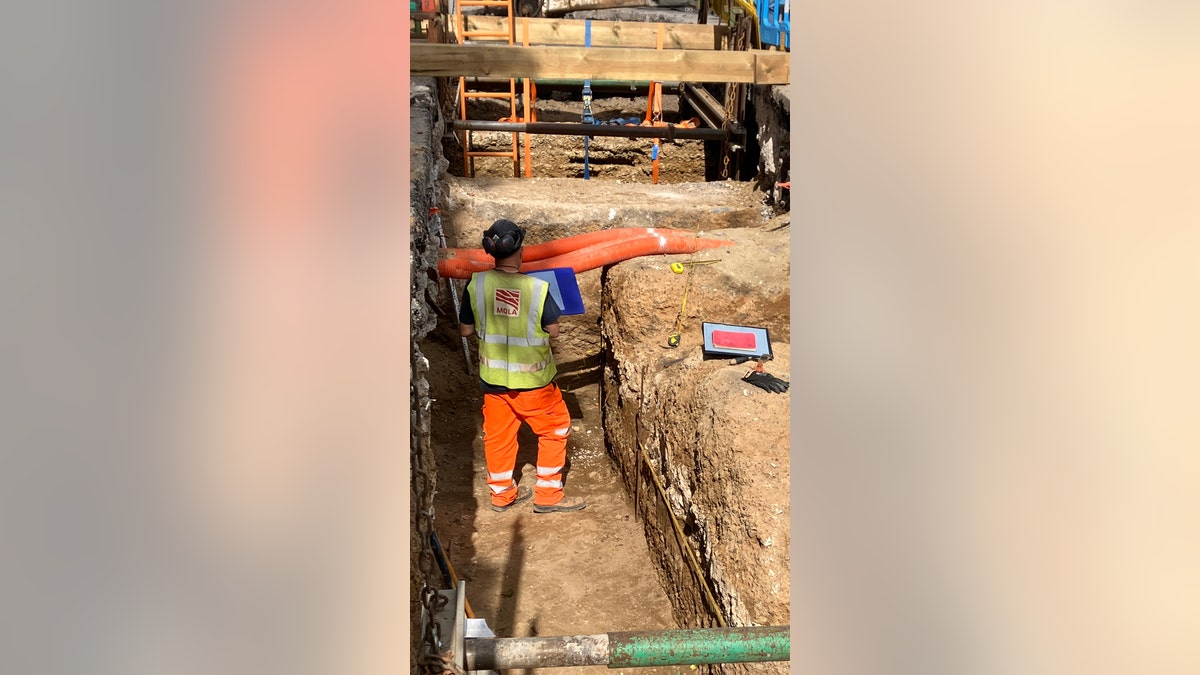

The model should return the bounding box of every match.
[466,271,557,389]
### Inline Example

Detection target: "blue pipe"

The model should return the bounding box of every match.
[582,20,592,180]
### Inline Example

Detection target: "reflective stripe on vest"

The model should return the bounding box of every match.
[467,271,557,389]
[480,357,551,373]
[482,333,549,347]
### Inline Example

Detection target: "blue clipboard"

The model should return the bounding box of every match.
[527,268,585,315]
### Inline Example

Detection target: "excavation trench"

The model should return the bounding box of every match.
[412,78,790,675]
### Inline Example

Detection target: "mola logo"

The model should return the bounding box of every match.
[494,288,521,316]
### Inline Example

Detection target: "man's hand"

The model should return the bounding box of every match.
[460,323,475,338]
[545,322,560,339]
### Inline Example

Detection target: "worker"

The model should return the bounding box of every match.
[459,219,587,514]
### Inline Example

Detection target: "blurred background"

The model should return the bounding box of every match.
[0,1,1196,674]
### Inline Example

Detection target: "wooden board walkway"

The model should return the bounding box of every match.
[460,15,728,50]
[409,43,790,84]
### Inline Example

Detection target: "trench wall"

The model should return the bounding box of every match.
[753,84,790,212]
[409,77,448,673]
[601,227,791,675]
[435,175,792,674]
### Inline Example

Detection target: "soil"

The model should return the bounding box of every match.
[425,269,681,675]
[427,153,682,673]
[599,227,791,675]
[422,89,790,675]
[446,93,710,183]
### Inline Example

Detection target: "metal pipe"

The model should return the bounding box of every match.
[451,119,728,140]
[430,208,473,374]
[466,634,610,670]
[462,77,680,88]
[464,626,789,670]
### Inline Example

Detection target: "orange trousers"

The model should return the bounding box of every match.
[482,382,571,507]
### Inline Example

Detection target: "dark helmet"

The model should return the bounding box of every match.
[481,219,525,258]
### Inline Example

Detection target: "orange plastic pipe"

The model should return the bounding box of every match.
[437,234,733,279]
[523,236,730,272]
[445,227,696,264]
[522,227,684,260]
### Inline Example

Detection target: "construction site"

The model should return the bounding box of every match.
[410,1,791,672]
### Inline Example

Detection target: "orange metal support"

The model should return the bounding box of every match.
[648,25,665,184]
[521,17,535,177]
[456,0,521,177]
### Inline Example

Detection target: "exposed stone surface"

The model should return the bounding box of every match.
[753,84,790,212]
[440,175,769,247]
[409,76,447,671]
[411,78,449,340]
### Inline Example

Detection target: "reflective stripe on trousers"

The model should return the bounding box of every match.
[481,383,571,507]
[488,469,514,493]
[536,464,564,489]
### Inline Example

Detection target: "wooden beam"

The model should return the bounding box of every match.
[754,48,788,86]
[409,44,790,84]
[461,16,727,50]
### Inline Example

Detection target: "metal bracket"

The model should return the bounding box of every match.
[728,122,747,152]
[420,580,467,672]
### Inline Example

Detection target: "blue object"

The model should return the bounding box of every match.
[528,268,585,315]
[756,0,790,50]
[582,20,593,180]
[584,136,591,180]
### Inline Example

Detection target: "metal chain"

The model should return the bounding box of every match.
[719,16,753,181]
[420,652,467,675]
[414,418,460,674]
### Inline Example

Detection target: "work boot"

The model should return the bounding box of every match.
[491,486,532,513]
[533,495,587,514]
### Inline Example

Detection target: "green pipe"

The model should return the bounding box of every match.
[608,626,790,668]
[464,626,789,670]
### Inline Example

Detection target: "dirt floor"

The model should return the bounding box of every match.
[426,268,686,675]
[423,354,684,654]
[422,89,789,674]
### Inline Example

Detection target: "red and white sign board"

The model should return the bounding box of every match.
[701,322,772,358]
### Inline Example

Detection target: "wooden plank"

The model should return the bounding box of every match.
[409,43,790,84]
[462,15,726,50]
